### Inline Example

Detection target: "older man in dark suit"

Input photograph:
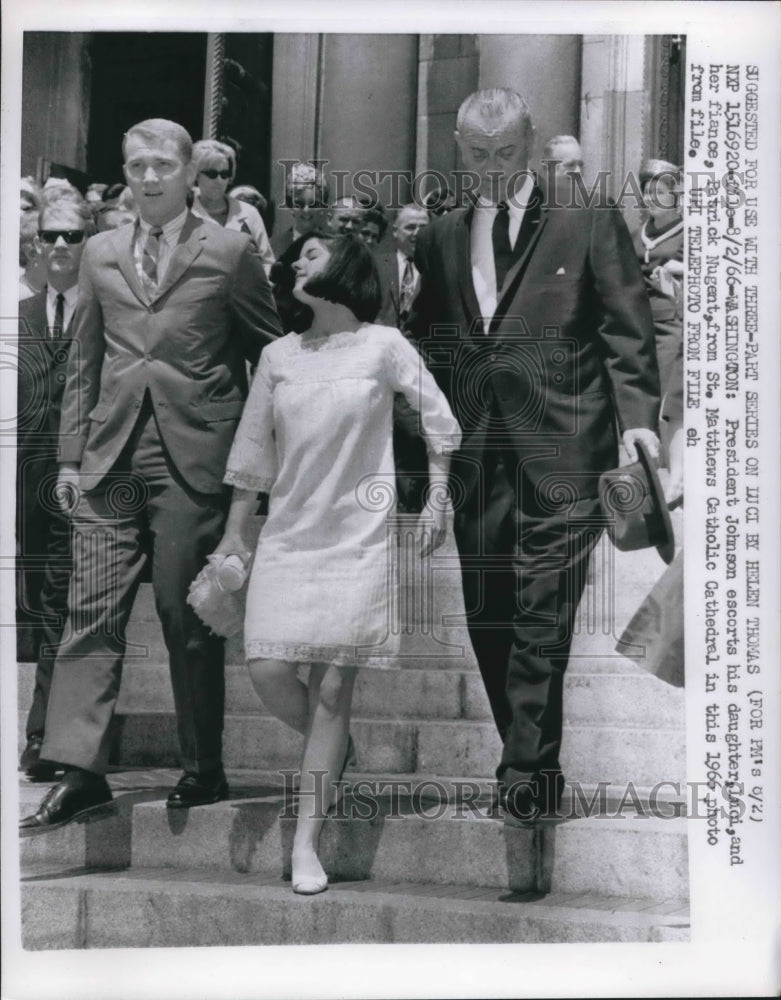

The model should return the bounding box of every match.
[375,204,430,331]
[16,196,94,780]
[409,89,660,822]
[21,119,281,834]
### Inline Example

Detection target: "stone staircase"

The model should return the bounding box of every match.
[17,516,689,947]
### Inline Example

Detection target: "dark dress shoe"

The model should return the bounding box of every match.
[166,770,229,809]
[19,770,114,836]
[19,735,61,782]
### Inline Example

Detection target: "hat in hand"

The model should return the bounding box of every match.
[598,441,675,564]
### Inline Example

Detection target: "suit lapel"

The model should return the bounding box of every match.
[492,196,549,331]
[152,213,206,301]
[115,223,149,305]
[454,206,482,331]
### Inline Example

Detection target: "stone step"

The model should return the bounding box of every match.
[21,862,690,949]
[17,661,684,727]
[18,703,686,787]
[18,770,687,901]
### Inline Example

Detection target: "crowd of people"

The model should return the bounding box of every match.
[16,90,683,897]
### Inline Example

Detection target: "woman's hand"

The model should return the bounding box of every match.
[212,529,253,563]
[419,500,448,558]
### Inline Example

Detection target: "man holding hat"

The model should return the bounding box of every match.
[409,88,661,824]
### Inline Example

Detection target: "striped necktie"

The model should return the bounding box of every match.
[142,226,164,288]
[400,258,416,316]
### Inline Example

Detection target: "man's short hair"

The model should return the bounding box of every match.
[192,139,237,177]
[396,203,428,222]
[299,230,382,323]
[39,195,96,237]
[122,119,193,164]
[542,135,582,158]
[329,195,364,213]
[639,158,681,190]
[456,88,533,135]
[284,162,330,207]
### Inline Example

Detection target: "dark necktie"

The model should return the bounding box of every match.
[400,258,416,316]
[492,202,513,291]
[51,292,64,340]
[142,226,164,288]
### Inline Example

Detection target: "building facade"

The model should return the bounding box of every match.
[22,31,685,233]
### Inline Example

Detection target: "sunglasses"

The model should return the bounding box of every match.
[38,230,85,244]
[200,169,232,180]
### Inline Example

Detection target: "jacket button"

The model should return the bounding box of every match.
[144,353,152,361]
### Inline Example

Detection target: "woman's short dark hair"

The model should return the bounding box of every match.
[300,231,382,323]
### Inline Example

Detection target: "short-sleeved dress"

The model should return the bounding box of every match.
[223,324,461,667]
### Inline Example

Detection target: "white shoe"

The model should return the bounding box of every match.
[292,853,328,895]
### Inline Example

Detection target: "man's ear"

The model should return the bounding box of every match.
[185,160,198,188]
[122,163,130,185]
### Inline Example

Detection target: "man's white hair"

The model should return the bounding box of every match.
[542,135,582,158]
[456,88,533,135]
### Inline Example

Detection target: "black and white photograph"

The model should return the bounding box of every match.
[1,2,779,998]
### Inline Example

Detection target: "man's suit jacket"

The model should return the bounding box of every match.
[17,291,75,551]
[409,192,660,501]
[18,291,74,454]
[374,250,402,329]
[59,212,282,494]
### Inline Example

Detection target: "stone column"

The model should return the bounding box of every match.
[580,35,647,221]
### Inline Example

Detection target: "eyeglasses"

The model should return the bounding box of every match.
[38,230,85,244]
[200,169,232,180]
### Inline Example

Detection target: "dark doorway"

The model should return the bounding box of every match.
[87,33,208,185]
[215,34,275,228]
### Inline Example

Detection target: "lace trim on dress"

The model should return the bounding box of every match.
[293,325,373,352]
[245,639,396,668]
[223,469,276,492]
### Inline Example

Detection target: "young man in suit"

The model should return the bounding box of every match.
[17,197,94,779]
[21,119,282,834]
[409,88,661,823]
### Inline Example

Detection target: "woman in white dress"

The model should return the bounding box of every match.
[215,232,461,894]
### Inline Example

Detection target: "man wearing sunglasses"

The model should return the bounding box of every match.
[20,119,282,835]
[16,197,94,780]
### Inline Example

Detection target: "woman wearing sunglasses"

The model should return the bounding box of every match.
[190,139,274,276]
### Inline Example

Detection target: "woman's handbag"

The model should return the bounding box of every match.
[186,515,265,638]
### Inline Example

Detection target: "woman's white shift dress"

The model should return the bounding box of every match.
[224,324,461,666]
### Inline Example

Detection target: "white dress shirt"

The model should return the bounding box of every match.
[134,207,189,287]
[471,175,534,326]
[45,283,79,336]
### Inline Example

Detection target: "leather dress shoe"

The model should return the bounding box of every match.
[19,735,61,782]
[19,770,114,836]
[167,769,229,809]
